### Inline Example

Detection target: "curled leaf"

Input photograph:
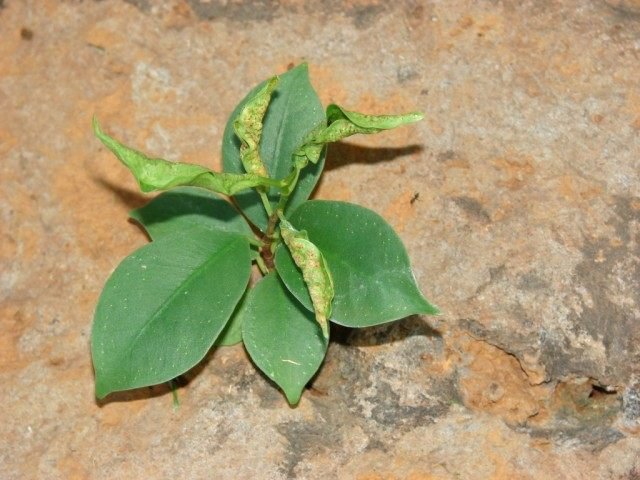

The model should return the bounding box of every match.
[233,76,279,177]
[294,105,424,163]
[94,117,282,196]
[326,104,424,132]
[279,216,334,338]
[292,121,327,165]
[222,63,326,230]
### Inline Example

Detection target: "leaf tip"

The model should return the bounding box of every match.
[92,115,103,138]
[321,322,329,339]
[284,388,302,406]
[410,112,425,123]
[94,377,112,400]
[266,75,279,91]
[423,300,441,316]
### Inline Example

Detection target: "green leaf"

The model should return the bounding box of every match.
[274,200,439,328]
[241,273,328,405]
[215,300,242,347]
[293,105,424,164]
[130,187,252,240]
[91,228,251,398]
[94,118,283,196]
[279,216,334,338]
[234,76,278,177]
[292,123,326,165]
[326,104,424,132]
[222,63,326,230]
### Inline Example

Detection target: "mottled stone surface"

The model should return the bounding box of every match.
[1,0,640,478]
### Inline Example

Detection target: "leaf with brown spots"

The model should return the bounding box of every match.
[94,117,284,196]
[279,215,334,338]
[233,76,278,177]
[293,104,423,164]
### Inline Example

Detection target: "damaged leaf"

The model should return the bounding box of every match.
[233,76,279,177]
[279,216,334,338]
[91,63,437,406]
[292,122,327,165]
[94,118,282,196]
[275,200,439,328]
[325,104,424,132]
[222,63,326,230]
[294,105,423,164]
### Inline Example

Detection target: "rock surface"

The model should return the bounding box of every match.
[1,0,640,478]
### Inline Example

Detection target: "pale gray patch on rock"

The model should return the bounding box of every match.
[517,271,550,291]
[186,0,281,22]
[397,65,419,83]
[123,0,150,11]
[525,424,624,452]
[451,196,491,223]
[568,196,640,383]
[623,377,640,428]
[349,4,387,29]
[276,420,342,479]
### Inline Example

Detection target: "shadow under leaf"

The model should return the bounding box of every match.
[330,315,442,347]
[323,142,423,172]
[93,177,148,210]
[94,341,228,406]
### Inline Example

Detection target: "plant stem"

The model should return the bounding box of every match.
[265,208,280,239]
[246,236,263,248]
[269,164,301,229]
[168,379,180,410]
[259,191,273,217]
[255,255,269,275]
[230,196,262,232]
[256,163,304,272]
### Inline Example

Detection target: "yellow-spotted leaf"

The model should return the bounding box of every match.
[233,76,278,177]
[279,217,333,338]
[222,64,326,230]
[94,118,282,196]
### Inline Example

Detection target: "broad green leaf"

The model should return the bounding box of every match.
[234,76,278,177]
[241,273,328,405]
[214,291,247,347]
[130,187,252,240]
[274,200,439,328]
[94,118,283,196]
[222,64,326,230]
[294,105,424,164]
[92,228,251,398]
[279,216,334,338]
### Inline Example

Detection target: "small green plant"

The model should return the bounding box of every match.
[91,63,439,405]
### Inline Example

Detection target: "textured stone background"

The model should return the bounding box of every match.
[1,0,640,478]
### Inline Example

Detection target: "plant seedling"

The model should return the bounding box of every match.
[91,63,439,405]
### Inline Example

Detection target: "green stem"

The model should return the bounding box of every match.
[259,190,273,217]
[246,236,263,248]
[255,161,304,271]
[255,255,269,275]
[168,379,180,410]
[265,207,280,240]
